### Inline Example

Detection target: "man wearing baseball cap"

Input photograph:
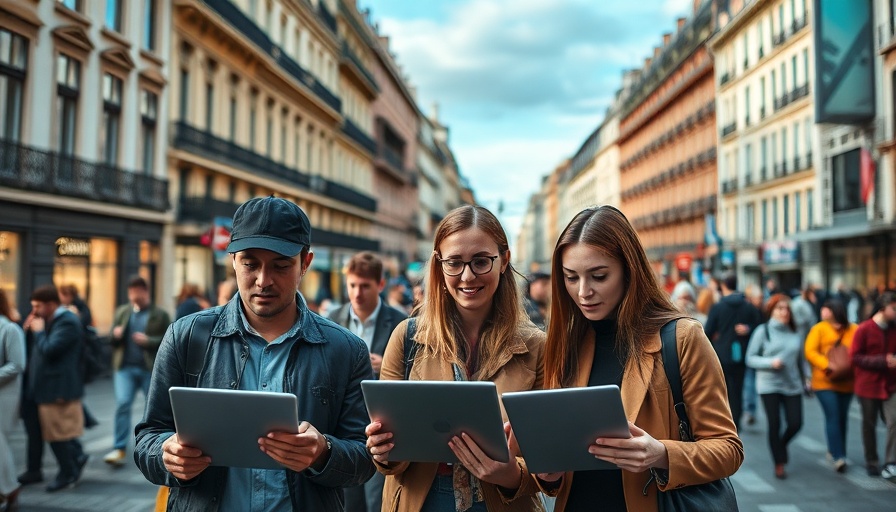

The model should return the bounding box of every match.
[135,196,375,511]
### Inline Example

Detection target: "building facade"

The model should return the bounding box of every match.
[711,0,817,292]
[0,0,172,328]
[618,1,718,287]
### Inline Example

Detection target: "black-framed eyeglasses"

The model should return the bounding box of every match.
[438,255,499,276]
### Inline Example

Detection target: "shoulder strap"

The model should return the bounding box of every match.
[659,319,694,442]
[403,317,418,381]
[185,314,218,385]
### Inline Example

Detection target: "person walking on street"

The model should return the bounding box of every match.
[0,289,25,509]
[523,271,550,330]
[366,204,546,512]
[805,300,857,473]
[850,292,896,479]
[325,251,407,511]
[58,284,100,429]
[174,283,210,320]
[20,285,88,492]
[104,276,171,467]
[704,272,763,430]
[135,196,375,511]
[746,294,804,479]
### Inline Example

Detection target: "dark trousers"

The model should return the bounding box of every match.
[19,396,44,473]
[49,440,82,479]
[722,363,746,430]
[344,470,385,512]
[760,393,803,464]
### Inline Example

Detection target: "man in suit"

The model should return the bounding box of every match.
[326,251,406,512]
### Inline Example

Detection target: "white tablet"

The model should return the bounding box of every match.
[169,387,299,469]
[361,380,509,463]
[502,385,631,473]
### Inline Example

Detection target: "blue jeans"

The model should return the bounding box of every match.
[113,365,153,450]
[815,390,853,460]
[421,474,487,512]
[743,368,757,416]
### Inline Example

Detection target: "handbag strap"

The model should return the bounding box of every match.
[659,319,694,442]
[185,314,218,385]
[403,317,418,380]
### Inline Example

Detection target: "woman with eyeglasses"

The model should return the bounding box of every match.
[745,294,804,479]
[365,205,545,512]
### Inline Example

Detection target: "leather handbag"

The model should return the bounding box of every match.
[825,337,852,381]
[657,320,740,512]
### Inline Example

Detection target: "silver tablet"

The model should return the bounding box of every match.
[361,380,509,463]
[169,387,299,470]
[502,385,631,473]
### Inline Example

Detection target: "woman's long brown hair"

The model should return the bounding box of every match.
[415,204,534,378]
[544,206,680,389]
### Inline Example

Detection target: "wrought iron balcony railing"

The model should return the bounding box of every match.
[0,138,169,211]
[342,118,377,155]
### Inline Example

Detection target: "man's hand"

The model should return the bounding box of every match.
[132,332,149,346]
[369,353,384,374]
[734,323,751,336]
[162,434,211,481]
[258,421,330,473]
[28,316,45,333]
[112,325,124,339]
[886,353,896,369]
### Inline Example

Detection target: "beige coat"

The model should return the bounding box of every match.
[376,319,546,512]
[545,318,743,511]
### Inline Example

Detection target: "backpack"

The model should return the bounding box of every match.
[80,326,107,383]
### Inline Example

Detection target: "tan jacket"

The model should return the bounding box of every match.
[545,318,743,511]
[376,319,546,512]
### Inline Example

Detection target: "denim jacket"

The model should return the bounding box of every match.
[134,294,375,512]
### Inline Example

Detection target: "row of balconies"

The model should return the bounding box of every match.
[0,138,169,211]
[630,194,717,231]
[171,121,377,212]
[620,101,715,171]
[735,13,808,80]
[621,147,717,200]
[719,153,814,195]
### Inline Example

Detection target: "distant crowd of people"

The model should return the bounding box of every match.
[1,196,893,512]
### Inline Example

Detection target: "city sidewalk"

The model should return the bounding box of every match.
[8,377,158,511]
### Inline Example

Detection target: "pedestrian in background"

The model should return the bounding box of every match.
[104,276,171,467]
[746,294,804,480]
[704,272,762,430]
[215,277,237,307]
[174,282,210,320]
[20,285,88,492]
[366,204,545,512]
[58,284,100,429]
[535,206,742,511]
[0,289,25,509]
[325,251,407,512]
[849,291,896,479]
[523,271,550,330]
[805,300,857,473]
[135,196,374,510]
[694,286,715,325]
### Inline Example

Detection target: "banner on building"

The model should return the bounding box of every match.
[813,0,875,123]
[199,217,233,265]
[860,147,876,204]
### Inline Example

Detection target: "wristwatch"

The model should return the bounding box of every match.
[323,434,332,453]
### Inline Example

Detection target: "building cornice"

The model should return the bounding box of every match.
[708,0,773,51]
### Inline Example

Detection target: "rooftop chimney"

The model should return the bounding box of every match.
[645,57,653,69]
[663,32,672,46]
[677,17,687,31]
[654,46,662,59]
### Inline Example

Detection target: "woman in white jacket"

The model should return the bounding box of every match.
[746,293,804,480]
[0,289,25,511]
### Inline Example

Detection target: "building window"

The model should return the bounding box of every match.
[56,54,81,156]
[781,127,788,170]
[791,55,798,89]
[280,109,287,161]
[745,143,753,182]
[265,101,273,157]
[143,0,156,50]
[761,199,768,239]
[179,68,189,121]
[761,136,768,179]
[742,33,749,70]
[101,73,123,165]
[807,189,814,228]
[294,117,302,167]
[783,194,790,235]
[772,197,779,237]
[745,202,755,243]
[794,191,801,232]
[771,133,778,172]
[105,0,122,32]
[758,19,765,57]
[744,85,751,125]
[0,29,28,142]
[58,0,80,12]
[205,81,214,130]
[793,123,800,167]
[760,76,766,116]
[140,90,157,174]
[832,148,862,212]
[780,62,787,94]
[771,69,777,102]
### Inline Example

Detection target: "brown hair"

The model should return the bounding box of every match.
[416,205,533,377]
[765,293,796,331]
[544,206,680,389]
[0,288,12,319]
[696,287,716,315]
[31,284,61,304]
[177,283,204,304]
[345,251,383,282]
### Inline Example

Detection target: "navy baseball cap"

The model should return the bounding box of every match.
[226,196,311,257]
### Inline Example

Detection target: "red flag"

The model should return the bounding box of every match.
[860,148,875,204]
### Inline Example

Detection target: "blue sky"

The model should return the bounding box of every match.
[362,0,697,242]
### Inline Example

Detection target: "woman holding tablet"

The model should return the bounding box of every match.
[536,206,743,511]
[365,205,545,512]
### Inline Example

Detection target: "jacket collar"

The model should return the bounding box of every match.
[574,326,662,422]
[213,293,328,344]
